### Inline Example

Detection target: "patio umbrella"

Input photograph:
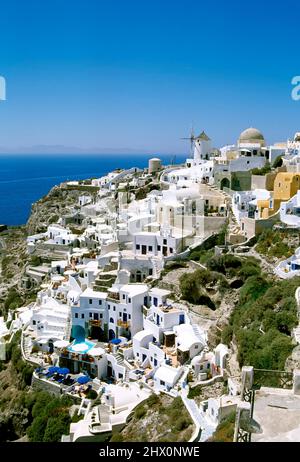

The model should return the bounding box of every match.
[110,338,122,345]
[58,367,70,375]
[77,375,90,384]
[48,366,60,374]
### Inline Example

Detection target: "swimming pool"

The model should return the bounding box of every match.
[67,339,96,354]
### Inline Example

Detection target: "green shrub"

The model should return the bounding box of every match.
[134,405,146,419]
[272,156,283,168]
[174,417,189,431]
[228,276,300,369]
[209,411,235,442]
[251,161,271,176]
[221,325,233,345]
[28,394,72,442]
[110,432,124,442]
[86,389,98,400]
[30,256,42,267]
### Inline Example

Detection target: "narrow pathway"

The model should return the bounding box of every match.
[181,388,216,442]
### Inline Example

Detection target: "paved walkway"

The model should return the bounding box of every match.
[181,388,216,442]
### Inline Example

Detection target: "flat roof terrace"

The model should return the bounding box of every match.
[252,387,300,442]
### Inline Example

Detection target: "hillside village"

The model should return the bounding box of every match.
[2,127,300,442]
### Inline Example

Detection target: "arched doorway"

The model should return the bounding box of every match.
[48,339,54,354]
[220,177,230,190]
[90,325,104,341]
[136,270,142,283]
[109,329,115,341]
[72,325,85,343]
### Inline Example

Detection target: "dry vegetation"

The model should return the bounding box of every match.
[110,394,194,442]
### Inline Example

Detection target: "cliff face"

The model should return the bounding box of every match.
[26,183,86,235]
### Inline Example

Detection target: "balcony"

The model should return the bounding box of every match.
[89,319,102,327]
[117,319,130,329]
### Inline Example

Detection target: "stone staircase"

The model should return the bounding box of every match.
[182,392,216,442]
[115,353,124,365]
[192,324,206,343]
[93,271,117,292]
[151,258,160,279]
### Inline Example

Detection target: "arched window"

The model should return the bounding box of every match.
[110,317,114,324]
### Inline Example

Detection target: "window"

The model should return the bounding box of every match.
[163,239,167,245]
[128,314,131,319]
[136,244,140,250]
[89,312,92,318]
[128,298,131,303]
[99,313,103,319]
[119,313,122,317]
[149,268,153,275]
[81,313,84,319]
[110,317,114,323]
[169,248,173,254]
[157,245,161,251]
[108,305,110,310]
[75,313,78,318]
[94,313,99,320]
[32,320,36,325]
[89,299,92,304]
[122,294,126,300]
[148,245,153,252]
[160,380,165,386]
[98,300,102,305]
[113,306,116,311]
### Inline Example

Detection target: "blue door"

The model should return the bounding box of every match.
[179,314,185,324]
[109,329,115,340]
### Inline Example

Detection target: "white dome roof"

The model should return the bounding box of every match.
[239,127,265,143]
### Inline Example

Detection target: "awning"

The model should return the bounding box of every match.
[110,338,122,345]
[53,340,69,348]
[48,366,60,374]
[57,367,70,375]
[77,375,91,384]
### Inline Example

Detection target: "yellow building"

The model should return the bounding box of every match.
[257,172,300,218]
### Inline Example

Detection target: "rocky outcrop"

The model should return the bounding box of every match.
[26,183,87,235]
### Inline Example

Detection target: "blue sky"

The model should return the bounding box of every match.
[0,0,299,153]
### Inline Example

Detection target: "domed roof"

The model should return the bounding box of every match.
[239,127,265,143]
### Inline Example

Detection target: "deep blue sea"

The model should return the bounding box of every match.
[0,153,186,226]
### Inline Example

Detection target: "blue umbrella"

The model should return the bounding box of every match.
[58,367,70,375]
[48,366,60,374]
[77,375,90,384]
[110,338,122,345]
